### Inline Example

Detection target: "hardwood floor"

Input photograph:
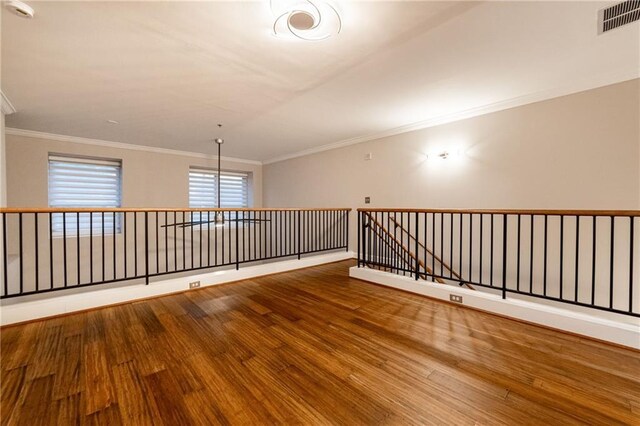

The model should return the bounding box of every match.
[1,260,639,425]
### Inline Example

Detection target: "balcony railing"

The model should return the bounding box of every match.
[358,208,639,317]
[0,207,350,298]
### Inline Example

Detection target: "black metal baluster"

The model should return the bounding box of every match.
[18,213,23,294]
[609,216,615,309]
[183,211,187,269]
[543,215,548,296]
[207,211,211,267]
[190,211,194,269]
[35,214,39,291]
[134,212,138,277]
[629,217,634,313]
[62,212,67,287]
[575,215,580,302]
[357,211,361,267]
[560,215,564,300]
[529,215,534,293]
[113,212,117,280]
[490,213,494,287]
[449,213,452,279]
[90,212,94,283]
[502,214,508,299]
[424,213,427,279]
[221,211,226,263]
[199,211,203,268]
[215,211,219,266]
[431,213,435,275]
[469,213,473,282]
[517,214,521,292]
[101,212,105,282]
[296,210,302,260]
[433,213,444,277]
[235,211,240,269]
[2,213,7,295]
[459,213,463,280]
[144,211,149,285]
[592,217,597,306]
[479,214,484,284]
[49,213,53,288]
[77,212,80,285]
[165,211,168,272]
[124,212,128,278]
[414,212,419,280]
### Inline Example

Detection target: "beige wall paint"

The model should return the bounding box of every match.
[5,134,262,208]
[264,79,640,214]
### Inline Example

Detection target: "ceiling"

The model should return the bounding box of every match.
[2,1,639,162]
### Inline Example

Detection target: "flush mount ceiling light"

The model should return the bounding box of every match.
[271,0,342,41]
[5,0,34,18]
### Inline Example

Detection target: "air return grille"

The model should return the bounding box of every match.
[600,0,640,33]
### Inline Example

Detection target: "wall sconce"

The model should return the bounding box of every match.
[425,150,456,160]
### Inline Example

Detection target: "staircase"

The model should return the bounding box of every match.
[362,212,474,290]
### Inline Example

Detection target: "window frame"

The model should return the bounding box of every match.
[48,153,123,236]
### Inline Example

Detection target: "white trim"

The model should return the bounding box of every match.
[0,251,354,326]
[1,92,17,115]
[263,69,640,165]
[5,128,262,166]
[349,266,640,350]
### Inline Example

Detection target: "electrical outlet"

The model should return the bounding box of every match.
[365,196,371,204]
[450,294,463,303]
[189,281,201,289]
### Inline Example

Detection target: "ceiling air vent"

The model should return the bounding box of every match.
[599,0,640,33]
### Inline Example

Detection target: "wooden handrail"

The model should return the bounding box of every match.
[0,207,352,214]
[358,208,640,217]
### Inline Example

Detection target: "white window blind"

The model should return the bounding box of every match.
[189,168,249,221]
[48,155,122,234]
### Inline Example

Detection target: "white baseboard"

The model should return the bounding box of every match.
[349,266,640,350]
[0,251,355,326]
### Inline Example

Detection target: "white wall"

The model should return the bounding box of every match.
[264,79,640,245]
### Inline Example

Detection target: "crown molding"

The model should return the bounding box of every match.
[5,128,262,165]
[1,92,17,115]
[263,68,640,165]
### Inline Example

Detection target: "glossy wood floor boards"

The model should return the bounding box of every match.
[2,260,639,425]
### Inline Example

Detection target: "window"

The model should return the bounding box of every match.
[189,168,249,221]
[48,155,122,234]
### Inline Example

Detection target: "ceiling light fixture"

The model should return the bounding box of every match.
[5,0,34,18]
[271,0,341,41]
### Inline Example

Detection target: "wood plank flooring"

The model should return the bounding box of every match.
[1,260,639,425]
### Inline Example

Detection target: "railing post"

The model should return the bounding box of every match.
[297,210,301,260]
[144,211,149,285]
[501,214,508,299]
[235,211,240,270]
[414,211,420,280]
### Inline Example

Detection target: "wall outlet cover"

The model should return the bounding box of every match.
[189,281,201,289]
